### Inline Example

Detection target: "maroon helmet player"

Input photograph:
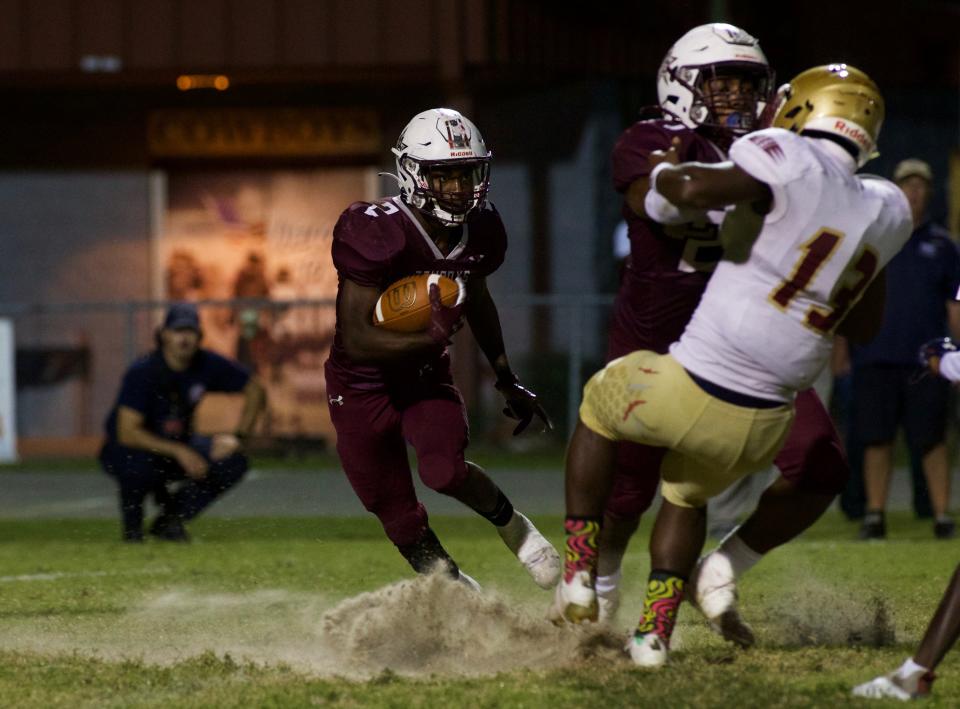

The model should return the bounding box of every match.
[324,108,560,590]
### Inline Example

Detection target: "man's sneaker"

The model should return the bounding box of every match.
[853,670,935,700]
[547,570,598,624]
[859,511,886,540]
[496,511,562,589]
[934,516,956,540]
[597,586,620,623]
[689,552,755,648]
[627,633,668,668]
[122,529,145,543]
[149,515,190,542]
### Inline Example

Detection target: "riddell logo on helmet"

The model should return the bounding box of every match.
[834,120,870,148]
[450,150,474,157]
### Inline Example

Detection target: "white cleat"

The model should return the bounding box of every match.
[853,668,934,701]
[852,676,914,701]
[627,633,669,668]
[689,552,755,648]
[457,570,482,592]
[497,511,562,589]
[597,586,621,623]
[547,570,598,624]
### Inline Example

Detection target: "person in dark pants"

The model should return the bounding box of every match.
[851,158,960,540]
[99,303,267,542]
[835,366,932,521]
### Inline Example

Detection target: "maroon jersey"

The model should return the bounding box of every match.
[326,196,507,389]
[608,120,727,359]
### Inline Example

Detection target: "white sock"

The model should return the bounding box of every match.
[595,568,622,597]
[716,528,763,578]
[495,510,528,553]
[896,657,930,679]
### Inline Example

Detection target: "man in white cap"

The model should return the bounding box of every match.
[848,158,960,540]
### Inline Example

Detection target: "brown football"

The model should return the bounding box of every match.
[373,273,463,332]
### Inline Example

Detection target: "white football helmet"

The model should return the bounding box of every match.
[391,108,491,226]
[657,23,774,135]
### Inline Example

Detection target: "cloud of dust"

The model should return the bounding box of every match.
[759,575,896,648]
[0,572,627,678]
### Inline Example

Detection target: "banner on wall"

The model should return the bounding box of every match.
[157,169,375,441]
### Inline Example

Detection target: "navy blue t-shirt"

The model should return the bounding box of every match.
[852,222,960,366]
[103,349,250,444]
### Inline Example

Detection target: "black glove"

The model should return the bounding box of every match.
[495,376,553,435]
[919,337,958,368]
[428,283,464,345]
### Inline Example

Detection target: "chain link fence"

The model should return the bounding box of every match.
[1,295,616,453]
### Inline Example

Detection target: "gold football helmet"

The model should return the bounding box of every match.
[768,64,883,167]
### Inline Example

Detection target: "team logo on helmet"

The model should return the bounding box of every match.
[442,117,472,150]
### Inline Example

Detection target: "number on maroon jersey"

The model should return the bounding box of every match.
[364,201,399,217]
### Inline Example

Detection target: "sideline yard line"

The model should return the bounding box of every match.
[0,568,172,583]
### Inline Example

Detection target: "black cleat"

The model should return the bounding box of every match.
[149,515,190,542]
[934,516,956,540]
[859,511,886,540]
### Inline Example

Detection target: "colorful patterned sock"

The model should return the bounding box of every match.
[636,569,686,645]
[563,517,601,583]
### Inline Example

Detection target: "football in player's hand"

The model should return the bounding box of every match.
[373,273,463,332]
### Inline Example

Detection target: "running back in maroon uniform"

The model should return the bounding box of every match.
[327,196,506,390]
[325,107,559,590]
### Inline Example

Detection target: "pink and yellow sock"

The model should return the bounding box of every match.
[563,517,601,583]
[636,570,686,645]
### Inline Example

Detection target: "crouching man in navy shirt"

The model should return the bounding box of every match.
[99,303,267,542]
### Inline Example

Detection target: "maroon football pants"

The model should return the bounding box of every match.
[325,363,470,547]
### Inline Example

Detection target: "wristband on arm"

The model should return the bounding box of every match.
[644,163,704,225]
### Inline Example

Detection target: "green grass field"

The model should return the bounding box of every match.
[0,512,957,708]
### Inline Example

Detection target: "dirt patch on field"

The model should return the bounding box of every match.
[0,572,627,678]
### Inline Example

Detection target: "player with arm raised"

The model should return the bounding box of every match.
[593,24,855,651]
[324,108,559,589]
[554,64,912,667]
[851,337,960,701]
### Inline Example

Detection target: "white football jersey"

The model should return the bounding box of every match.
[671,128,912,401]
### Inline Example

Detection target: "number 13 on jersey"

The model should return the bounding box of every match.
[769,228,879,335]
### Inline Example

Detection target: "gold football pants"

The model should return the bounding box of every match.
[579,351,794,508]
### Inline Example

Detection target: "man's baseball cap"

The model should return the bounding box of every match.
[163,302,201,332]
[893,158,933,183]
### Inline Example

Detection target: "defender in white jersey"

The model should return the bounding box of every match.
[672,126,908,401]
[554,64,912,667]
